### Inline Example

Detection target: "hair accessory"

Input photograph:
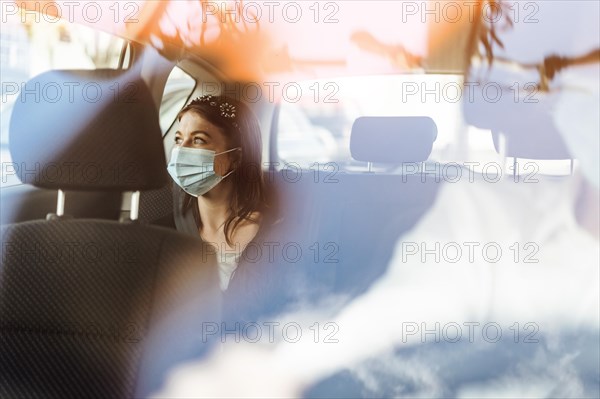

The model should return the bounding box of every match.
[190,95,218,107]
[220,102,236,119]
[194,95,213,103]
[189,95,237,121]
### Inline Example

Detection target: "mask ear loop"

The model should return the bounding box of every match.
[215,147,242,156]
[216,147,242,179]
[222,169,236,179]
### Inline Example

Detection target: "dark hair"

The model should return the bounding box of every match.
[177,95,267,246]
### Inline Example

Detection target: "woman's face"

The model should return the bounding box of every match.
[174,111,238,177]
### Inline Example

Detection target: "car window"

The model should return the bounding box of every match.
[275,75,474,170]
[159,67,196,135]
[276,75,573,176]
[1,11,126,188]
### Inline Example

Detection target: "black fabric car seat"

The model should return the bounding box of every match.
[270,117,442,298]
[0,68,220,398]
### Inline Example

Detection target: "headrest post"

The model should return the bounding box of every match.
[130,191,140,221]
[367,162,373,173]
[56,189,65,217]
[570,159,574,175]
[497,132,508,171]
[513,157,517,179]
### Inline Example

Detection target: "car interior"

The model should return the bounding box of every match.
[1,1,598,397]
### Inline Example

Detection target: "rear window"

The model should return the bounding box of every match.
[276,75,573,176]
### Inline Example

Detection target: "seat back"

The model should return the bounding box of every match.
[316,174,440,295]
[1,68,219,397]
[271,116,441,298]
[0,221,218,398]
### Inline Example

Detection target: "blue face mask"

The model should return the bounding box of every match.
[167,146,241,197]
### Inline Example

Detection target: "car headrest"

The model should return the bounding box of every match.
[9,69,169,191]
[490,121,572,160]
[350,116,437,163]
[462,71,572,160]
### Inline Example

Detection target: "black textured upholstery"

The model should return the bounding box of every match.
[138,183,175,228]
[0,220,219,398]
[1,68,219,398]
[9,69,169,191]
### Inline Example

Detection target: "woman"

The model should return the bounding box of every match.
[167,94,296,322]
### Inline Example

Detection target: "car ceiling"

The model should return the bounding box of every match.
[16,0,473,80]
[15,1,599,82]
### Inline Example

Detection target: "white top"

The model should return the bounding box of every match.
[217,251,241,291]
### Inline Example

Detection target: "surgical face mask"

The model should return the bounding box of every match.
[167,146,241,197]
